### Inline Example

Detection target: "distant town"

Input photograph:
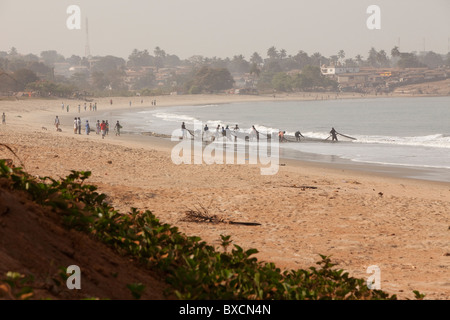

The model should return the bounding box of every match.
[1,46,449,99]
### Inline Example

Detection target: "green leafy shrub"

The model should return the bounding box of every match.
[127,283,146,299]
[0,272,35,300]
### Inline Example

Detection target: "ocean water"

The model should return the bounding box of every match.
[112,96,450,182]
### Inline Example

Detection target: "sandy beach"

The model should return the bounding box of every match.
[0,94,449,300]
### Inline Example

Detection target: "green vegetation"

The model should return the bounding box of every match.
[1,46,448,98]
[127,283,146,300]
[0,160,422,300]
[26,80,78,97]
[185,66,235,94]
[397,53,427,69]
[1,272,35,300]
[263,66,338,93]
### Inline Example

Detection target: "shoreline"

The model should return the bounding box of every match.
[1,95,450,300]
[62,98,450,184]
[1,93,449,183]
[126,134,450,185]
[2,89,449,108]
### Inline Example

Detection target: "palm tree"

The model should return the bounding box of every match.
[294,50,310,68]
[355,54,363,66]
[391,46,401,58]
[154,46,166,58]
[338,50,345,64]
[229,55,249,74]
[250,52,263,65]
[279,49,287,60]
[367,47,379,68]
[9,47,18,56]
[267,46,279,60]
[377,50,389,67]
[311,52,323,66]
[154,47,167,72]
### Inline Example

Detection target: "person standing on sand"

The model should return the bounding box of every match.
[61,102,64,111]
[114,121,122,136]
[106,120,109,135]
[74,118,78,134]
[77,117,82,134]
[100,120,107,139]
[78,104,81,113]
[96,120,100,135]
[2,112,5,125]
[67,105,69,112]
[181,122,187,139]
[54,116,60,130]
[85,120,90,135]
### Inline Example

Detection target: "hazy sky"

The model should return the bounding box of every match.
[1,0,449,60]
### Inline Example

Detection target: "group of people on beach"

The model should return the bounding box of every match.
[73,117,83,135]
[54,115,122,138]
[277,130,306,142]
[212,124,242,139]
[132,100,157,106]
[181,121,341,143]
[182,122,261,141]
[61,102,98,113]
[279,128,338,142]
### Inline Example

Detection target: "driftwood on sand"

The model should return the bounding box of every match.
[181,204,261,226]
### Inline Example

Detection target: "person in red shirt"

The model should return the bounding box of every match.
[100,120,107,139]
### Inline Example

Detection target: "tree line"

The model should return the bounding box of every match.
[0,46,449,97]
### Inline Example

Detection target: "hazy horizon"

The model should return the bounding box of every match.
[1,0,449,60]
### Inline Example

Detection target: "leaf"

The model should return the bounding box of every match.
[254,273,260,286]
[244,249,259,259]
[19,292,34,300]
